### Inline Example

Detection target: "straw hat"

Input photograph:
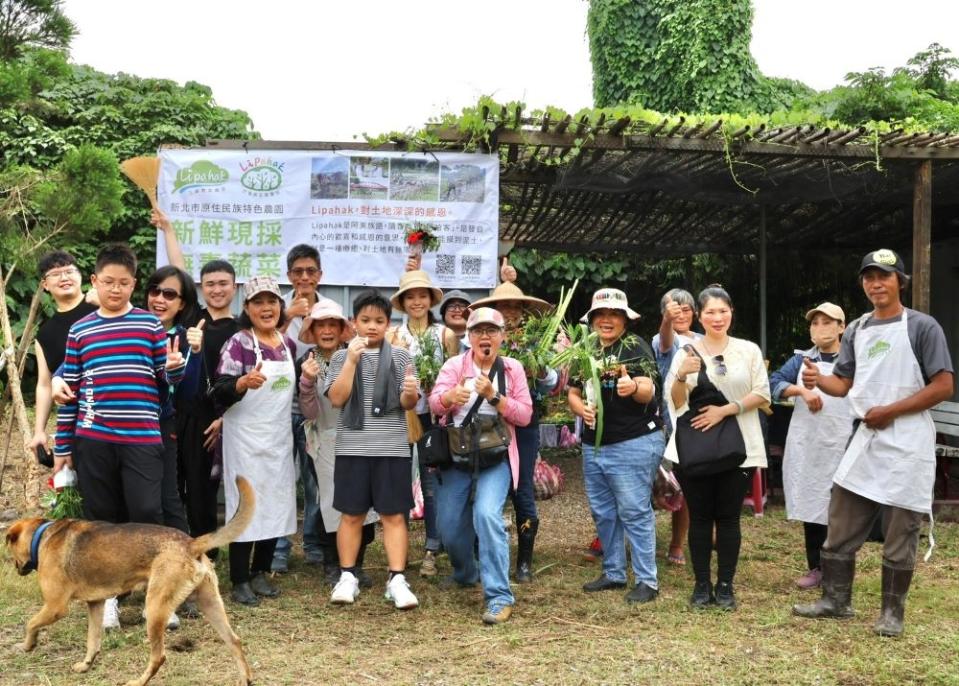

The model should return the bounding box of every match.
[390,270,443,313]
[469,282,551,314]
[300,299,348,343]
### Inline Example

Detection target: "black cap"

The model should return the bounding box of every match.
[859,249,907,276]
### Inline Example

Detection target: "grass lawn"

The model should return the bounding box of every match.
[1,448,957,686]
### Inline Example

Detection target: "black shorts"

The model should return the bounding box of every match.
[333,455,413,516]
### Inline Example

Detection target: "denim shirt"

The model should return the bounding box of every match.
[768,346,837,402]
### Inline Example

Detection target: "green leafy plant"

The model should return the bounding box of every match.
[412,329,444,391]
[40,476,83,519]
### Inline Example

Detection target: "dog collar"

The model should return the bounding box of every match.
[23,520,54,574]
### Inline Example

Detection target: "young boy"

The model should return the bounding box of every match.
[54,243,186,525]
[324,290,420,609]
[28,251,97,455]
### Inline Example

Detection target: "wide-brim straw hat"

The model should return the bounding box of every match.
[469,282,551,314]
[300,298,348,344]
[390,269,443,313]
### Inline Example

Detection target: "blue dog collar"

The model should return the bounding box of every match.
[23,521,54,574]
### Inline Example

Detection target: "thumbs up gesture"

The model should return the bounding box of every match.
[500,256,517,284]
[302,350,320,380]
[402,363,419,396]
[662,295,682,324]
[165,335,185,370]
[287,292,311,320]
[448,376,472,406]
[239,361,266,392]
[800,357,820,389]
[616,364,639,397]
[186,318,206,353]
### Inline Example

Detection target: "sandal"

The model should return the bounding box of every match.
[667,548,686,566]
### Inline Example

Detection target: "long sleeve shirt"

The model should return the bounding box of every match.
[55,308,183,457]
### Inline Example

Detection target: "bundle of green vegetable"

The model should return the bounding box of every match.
[41,471,84,520]
[412,329,444,390]
[503,280,578,380]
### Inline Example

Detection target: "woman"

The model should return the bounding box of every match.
[388,270,459,577]
[769,303,850,590]
[429,307,533,624]
[298,300,378,588]
[470,281,557,582]
[665,285,770,610]
[213,276,297,606]
[567,288,664,604]
[440,289,472,350]
[144,266,203,539]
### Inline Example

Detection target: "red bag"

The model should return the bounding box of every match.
[533,456,564,500]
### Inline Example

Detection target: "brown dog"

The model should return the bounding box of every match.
[6,476,255,686]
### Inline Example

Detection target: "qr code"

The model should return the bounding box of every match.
[461,255,482,275]
[435,254,455,275]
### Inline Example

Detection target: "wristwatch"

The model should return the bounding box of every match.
[488,392,502,406]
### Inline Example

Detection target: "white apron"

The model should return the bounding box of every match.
[782,358,852,524]
[222,333,297,543]
[304,422,378,533]
[833,310,937,517]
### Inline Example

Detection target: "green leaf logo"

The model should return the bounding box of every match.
[173,160,229,192]
[241,166,283,192]
[867,340,891,360]
[271,376,292,391]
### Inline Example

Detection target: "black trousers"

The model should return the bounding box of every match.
[74,437,164,525]
[803,522,828,570]
[677,467,754,585]
[176,405,221,545]
[229,538,278,584]
[159,417,189,533]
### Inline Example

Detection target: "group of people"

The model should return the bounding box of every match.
[32,224,953,635]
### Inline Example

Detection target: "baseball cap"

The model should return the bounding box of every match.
[859,249,907,276]
[243,276,281,301]
[805,302,845,324]
[466,307,505,330]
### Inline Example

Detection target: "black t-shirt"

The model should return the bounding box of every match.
[199,309,240,387]
[35,300,98,373]
[572,337,663,446]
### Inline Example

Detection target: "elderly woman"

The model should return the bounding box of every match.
[440,289,472,350]
[567,288,665,605]
[470,281,557,583]
[665,285,770,610]
[429,307,533,624]
[213,277,297,606]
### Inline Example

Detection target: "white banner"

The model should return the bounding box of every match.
[157,149,499,288]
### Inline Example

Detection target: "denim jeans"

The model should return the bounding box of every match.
[582,432,664,588]
[509,420,539,523]
[274,413,321,561]
[417,413,440,552]
[435,460,513,611]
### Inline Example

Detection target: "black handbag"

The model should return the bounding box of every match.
[418,423,451,468]
[674,345,747,477]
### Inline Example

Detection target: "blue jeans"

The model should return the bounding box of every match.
[582,432,664,589]
[509,421,539,523]
[436,460,513,611]
[274,413,321,561]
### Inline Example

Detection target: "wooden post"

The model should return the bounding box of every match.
[912,160,932,313]
[759,206,767,357]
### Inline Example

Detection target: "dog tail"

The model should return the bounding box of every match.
[190,476,255,556]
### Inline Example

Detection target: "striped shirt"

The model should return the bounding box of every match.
[323,345,413,458]
[54,308,183,457]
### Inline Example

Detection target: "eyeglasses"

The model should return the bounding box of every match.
[445,303,468,312]
[148,286,181,301]
[713,355,727,376]
[470,326,502,337]
[97,278,134,291]
[289,267,320,277]
[44,267,79,281]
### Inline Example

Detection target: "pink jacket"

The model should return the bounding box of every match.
[429,351,533,488]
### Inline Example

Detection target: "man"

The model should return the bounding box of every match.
[28,251,97,456]
[793,249,954,637]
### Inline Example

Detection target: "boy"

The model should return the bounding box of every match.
[28,251,97,455]
[54,243,186,525]
[324,290,420,609]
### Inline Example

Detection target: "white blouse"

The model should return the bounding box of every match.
[664,336,771,469]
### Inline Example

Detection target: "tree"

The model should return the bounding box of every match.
[0,0,75,60]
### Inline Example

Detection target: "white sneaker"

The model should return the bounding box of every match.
[385,573,419,610]
[102,597,120,630]
[330,572,360,605]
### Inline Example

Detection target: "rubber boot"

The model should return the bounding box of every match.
[873,563,913,637]
[792,551,856,619]
[515,517,539,583]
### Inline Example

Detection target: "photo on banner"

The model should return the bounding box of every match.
[157,149,500,288]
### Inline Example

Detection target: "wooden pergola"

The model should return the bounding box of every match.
[210,111,958,354]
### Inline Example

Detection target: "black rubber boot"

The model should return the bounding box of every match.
[515,517,539,583]
[873,563,913,637]
[792,551,855,619]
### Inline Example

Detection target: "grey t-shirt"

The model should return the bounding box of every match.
[834,307,953,383]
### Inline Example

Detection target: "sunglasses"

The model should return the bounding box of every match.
[289,267,320,277]
[713,355,727,376]
[148,286,181,301]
